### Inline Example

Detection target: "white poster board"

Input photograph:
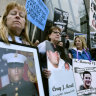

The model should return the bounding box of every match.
[90,32,96,48]
[73,59,96,96]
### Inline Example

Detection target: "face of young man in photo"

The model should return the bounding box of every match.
[8,67,24,82]
[83,74,92,88]
[47,51,60,65]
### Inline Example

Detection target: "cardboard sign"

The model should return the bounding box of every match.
[46,41,77,96]
[53,8,69,32]
[90,0,96,30]
[73,59,96,96]
[26,0,49,31]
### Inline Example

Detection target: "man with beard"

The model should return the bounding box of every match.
[80,71,92,90]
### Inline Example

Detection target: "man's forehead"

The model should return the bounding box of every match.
[84,74,91,77]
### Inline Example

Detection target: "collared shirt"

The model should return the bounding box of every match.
[8,36,22,44]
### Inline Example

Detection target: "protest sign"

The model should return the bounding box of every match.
[0,41,44,96]
[90,0,96,30]
[90,32,96,48]
[48,68,77,96]
[73,59,96,96]
[46,41,77,96]
[53,8,69,32]
[26,0,49,31]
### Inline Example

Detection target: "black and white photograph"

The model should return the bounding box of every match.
[53,8,69,32]
[90,32,96,48]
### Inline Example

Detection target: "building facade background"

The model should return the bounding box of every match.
[0,0,96,48]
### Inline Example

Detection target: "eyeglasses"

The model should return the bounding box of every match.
[52,31,61,35]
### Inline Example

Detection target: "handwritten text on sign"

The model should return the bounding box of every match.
[26,0,49,31]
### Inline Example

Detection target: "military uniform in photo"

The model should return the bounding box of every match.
[0,53,38,96]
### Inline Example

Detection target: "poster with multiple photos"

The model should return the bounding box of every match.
[46,41,77,96]
[73,59,96,96]
[0,41,44,96]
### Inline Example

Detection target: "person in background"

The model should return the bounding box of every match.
[57,41,63,47]
[38,26,70,63]
[0,53,38,96]
[90,48,96,61]
[38,26,71,96]
[33,39,40,46]
[65,34,70,50]
[69,36,93,61]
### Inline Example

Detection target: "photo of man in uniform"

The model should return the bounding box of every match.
[80,71,92,90]
[0,53,38,96]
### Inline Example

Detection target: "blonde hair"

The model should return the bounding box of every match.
[0,2,32,45]
[73,36,87,49]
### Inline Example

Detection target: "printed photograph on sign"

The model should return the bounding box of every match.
[90,32,96,48]
[45,41,77,96]
[53,8,69,32]
[73,59,96,96]
[90,0,96,30]
[0,41,44,96]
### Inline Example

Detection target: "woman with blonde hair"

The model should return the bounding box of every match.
[0,2,39,96]
[69,36,93,61]
[0,2,32,45]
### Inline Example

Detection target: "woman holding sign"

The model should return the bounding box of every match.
[0,2,38,96]
[38,26,71,96]
[69,36,93,61]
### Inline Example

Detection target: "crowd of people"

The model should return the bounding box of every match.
[0,1,95,96]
